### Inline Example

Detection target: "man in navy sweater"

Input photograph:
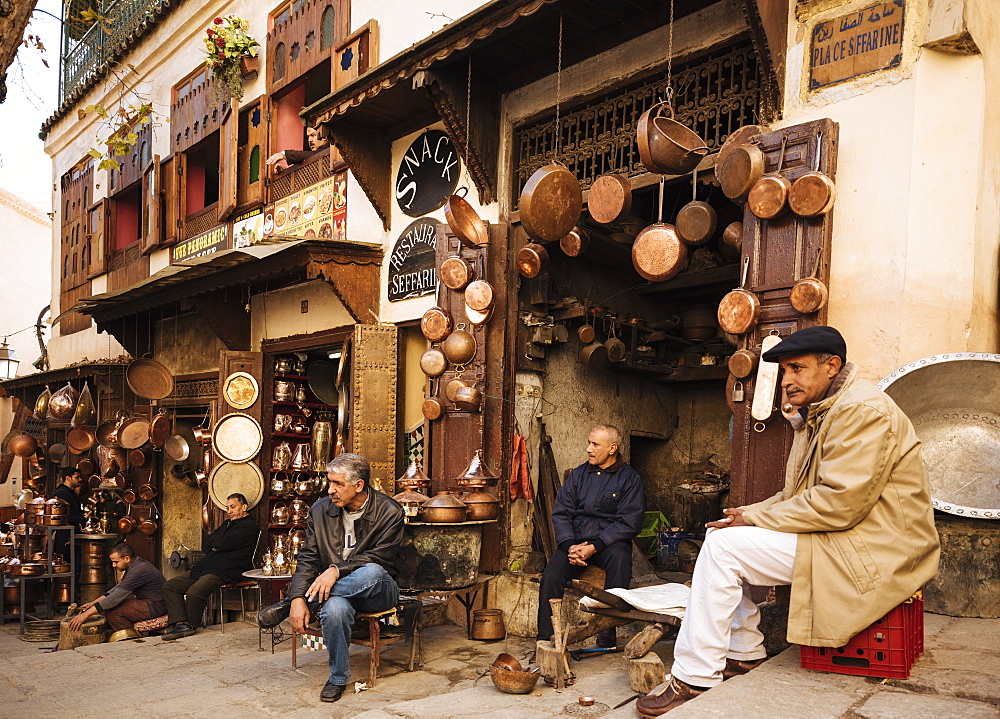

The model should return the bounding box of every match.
[537,425,645,645]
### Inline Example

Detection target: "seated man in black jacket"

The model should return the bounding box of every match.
[537,425,645,646]
[257,453,404,704]
[161,493,259,640]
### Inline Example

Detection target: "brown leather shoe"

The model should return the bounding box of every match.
[722,656,765,680]
[635,676,707,717]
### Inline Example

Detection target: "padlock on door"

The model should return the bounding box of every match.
[732,381,745,402]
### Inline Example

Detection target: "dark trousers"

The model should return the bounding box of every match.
[163,573,225,626]
[537,541,632,640]
[105,598,163,631]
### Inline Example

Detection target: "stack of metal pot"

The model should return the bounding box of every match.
[454,450,500,521]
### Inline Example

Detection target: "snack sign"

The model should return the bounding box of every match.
[263,170,347,241]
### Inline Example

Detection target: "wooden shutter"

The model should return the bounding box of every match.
[729,118,839,507]
[239,95,271,208]
[215,351,265,527]
[160,156,177,246]
[349,324,398,494]
[141,154,162,255]
[218,106,239,220]
[173,153,188,242]
[85,199,109,279]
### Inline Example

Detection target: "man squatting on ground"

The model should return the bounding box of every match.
[537,424,645,647]
[636,326,940,716]
[258,453,405,703]
[69,542,167,632]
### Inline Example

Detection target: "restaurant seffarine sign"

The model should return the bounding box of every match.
[388,218,439,302]
[809,1,905,90]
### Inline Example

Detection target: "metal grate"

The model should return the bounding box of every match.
[512,40,762,204]
[174,378,219,399]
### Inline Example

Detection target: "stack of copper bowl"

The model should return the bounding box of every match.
[454,450,499,489]
[396,460,432,495]
[489,653,540,694]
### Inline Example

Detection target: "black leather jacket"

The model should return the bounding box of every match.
[190,514,260,583]
[287,489,404,600]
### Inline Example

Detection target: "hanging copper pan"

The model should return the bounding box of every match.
[440,255,475,291]
[421,305,452,343]
[442,325,477,365]
[631,223,687,282]
[129,448,151,468]
[126,357,174,400]
[588,173,632,225]
[518,163,582,242]
[465,278,494,312]
[728,349,758,379]
[722,222,743,250]
[717,258,761,335]
[716,124,769,172]
[444,189,488,248]
[748,136,792,220]
[580,341,609,370]
[789,131,836,218]
[95,419,119,448]
[422,379,444,421]
[675,170,717,246]
[559,226,590,257]
[76,458,95,476]
[719,142,765,201]
[9,433,38,458]
[164,434,192,462]
[465,302,492,327]
[516,242,549,279]
[637,101,710,175]
[66,427,96,454]
[118,415,150,450]
[419,347,448,377]
[446,376,469,402]
[149,410,171,448]
[790,250,829,314]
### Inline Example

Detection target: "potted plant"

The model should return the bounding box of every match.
[203,15,260,106]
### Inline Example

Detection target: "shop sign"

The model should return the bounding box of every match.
[263,170,347,240]
[171,224,229,264]
[395,129,460,218]
[232,208,264,249]
[809,1,904,90]
[388,218,439,302]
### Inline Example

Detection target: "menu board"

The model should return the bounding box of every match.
[263,171,347,241]
[232,208,265,249]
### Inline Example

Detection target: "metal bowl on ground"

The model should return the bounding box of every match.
[877,352,1000,519]
[108,628,142,642]
[489,663,540,694]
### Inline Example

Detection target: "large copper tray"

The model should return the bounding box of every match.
[222,372,259,410]
[126,358,174,400]
[877,352,1000,519]
[212,413,263,463]
[208,461,264,510]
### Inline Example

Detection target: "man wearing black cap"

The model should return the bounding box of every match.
[637,326,939,716]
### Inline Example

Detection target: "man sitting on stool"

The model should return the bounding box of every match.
[69,542,166,632]
[537,425,645,647]
[161,492,259,641]
[257,453,404,703]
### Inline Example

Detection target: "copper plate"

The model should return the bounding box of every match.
[518,164,583,242]
[208,461,264,510]
[125,358,174,400]
[212,413,263,463]
[222,371,259,410]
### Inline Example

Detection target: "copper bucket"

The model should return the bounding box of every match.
[471,608,506,640]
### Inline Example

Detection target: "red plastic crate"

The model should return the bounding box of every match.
[800,591,923,679]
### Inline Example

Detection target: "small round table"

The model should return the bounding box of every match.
[243,569,292,652]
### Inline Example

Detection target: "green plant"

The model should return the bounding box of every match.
[203,15,259,106]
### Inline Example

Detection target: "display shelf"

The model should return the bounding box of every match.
[272,431,313,439]
[272,400,337,409]
[273,373,310,380]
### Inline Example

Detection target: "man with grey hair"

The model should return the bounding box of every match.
[258,453,404,703]
[536,424,645,647]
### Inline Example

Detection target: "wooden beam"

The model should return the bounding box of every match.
[306,257,382,325]
[325,120,392,231]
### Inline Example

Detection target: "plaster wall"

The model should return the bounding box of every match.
[250,278,353,347]
[154,313,227,376]
[348,1,489,60]
[159,450,205,580]
[781,0,997,381]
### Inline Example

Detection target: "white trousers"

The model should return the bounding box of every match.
[671,526,797,688]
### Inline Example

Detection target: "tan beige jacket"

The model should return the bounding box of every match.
[742,365,940,646]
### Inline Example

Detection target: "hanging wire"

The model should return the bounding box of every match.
[465,55,472,152]
[664,0,675,108]
[554,10,563,157]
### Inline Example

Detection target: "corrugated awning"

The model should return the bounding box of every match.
[65,238,383,326]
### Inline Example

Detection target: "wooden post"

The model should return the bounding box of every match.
[627,652,667,694]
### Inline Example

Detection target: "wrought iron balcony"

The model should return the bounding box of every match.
[60,0,179,103]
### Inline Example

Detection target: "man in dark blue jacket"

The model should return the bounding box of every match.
[537,425,645,644]
[161,493,259,640]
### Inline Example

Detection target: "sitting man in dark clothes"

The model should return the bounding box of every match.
[257,453,404,704]
[69,542,166,631]
[537,425,645,647]
[161,492,260,641]
[52,467,85,563]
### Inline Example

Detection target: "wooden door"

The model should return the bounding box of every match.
[215,351,266,530]
[85,199,109,279]
[140,155,162,255]
[349,324,398,494]
[729,118,839,507]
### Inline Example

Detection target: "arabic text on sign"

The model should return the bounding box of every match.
[809,1,905,90]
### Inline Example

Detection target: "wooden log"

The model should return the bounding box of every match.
[627,652,667,694]
[581,604,682,626]
[535,640,576,686]
[566,614,629,645]
[624,622,665,659]
[571,579,632,611]
[58,617,106,651]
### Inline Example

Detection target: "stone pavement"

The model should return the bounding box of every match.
[1,611,997,718]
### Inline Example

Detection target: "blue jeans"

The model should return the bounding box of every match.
[305,563,399,686]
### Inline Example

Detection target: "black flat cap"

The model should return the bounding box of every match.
[761,326,847,363]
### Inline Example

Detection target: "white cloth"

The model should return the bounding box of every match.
[671,526,797,688]
[340,495,370,559]
[579,583,690,620]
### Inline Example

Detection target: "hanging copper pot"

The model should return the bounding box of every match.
[440,255,475,291]
[117,415,150,450]
[790,250,829,314]
[9,433,38,458]
[446,376,469,402]
[748,136,791,220]
[422,379,444,421]
[722,221,743,250]
[464,271,495,312]
[632,223,687,282]
[96,418,120,448]
[518,163,583,243]
[588,173,633,225]
[675,170,717,246]
[789,131,836,217]
[580,341,609,370]
[728,349,758,379]
[464,302,492,327]
[516,243,549,279]
[637,101,710,175]
[421,305,453,343]
[139,506,159,536]
[719,142,765,201]
[419,346,448,377]
[559,226,590,257]
[445,188,489,248]
[149,410,171,448]
[717,257,761,335]
[442,325,477,365]
[118,505,137,534]
[453,383,482,411]
[66,427,97,454]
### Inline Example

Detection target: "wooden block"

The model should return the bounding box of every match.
[535,639,564,678]
[627,652,667,694]
[624,622,665,659]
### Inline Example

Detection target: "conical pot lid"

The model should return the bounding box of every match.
[393,489,430,504]
[458,489,499,504]
[454,450,499,484]
[397,459,431,484]
[422,490,467,508]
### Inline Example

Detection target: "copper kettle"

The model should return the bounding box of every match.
[271,502,290,525]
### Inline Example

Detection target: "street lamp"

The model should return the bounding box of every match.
[0,338,20,380]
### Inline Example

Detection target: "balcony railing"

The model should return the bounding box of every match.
[61,0,178,102]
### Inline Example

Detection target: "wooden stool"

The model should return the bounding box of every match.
[134,614,169,636]
[292,606,413,688]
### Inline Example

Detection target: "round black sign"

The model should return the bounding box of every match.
[388,218,439,302]
[395,129,461,217]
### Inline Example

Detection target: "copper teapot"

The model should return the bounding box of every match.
[290,499,309,524]
[272,441,293,471]
[271,502,290,525]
